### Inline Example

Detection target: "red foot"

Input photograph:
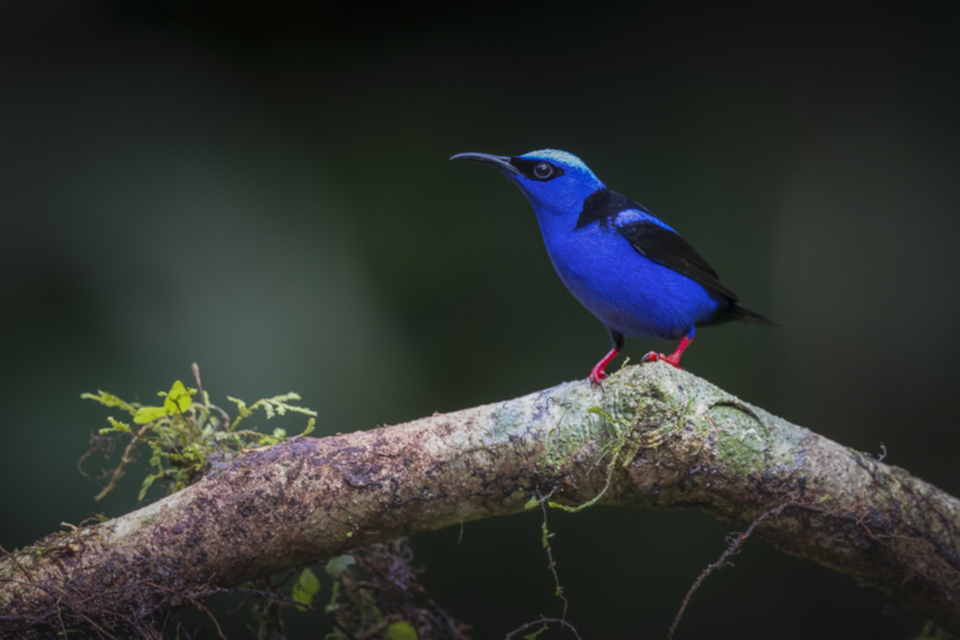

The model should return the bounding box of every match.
[589,347,620,385]
[641,351,683,369]
[641,335,694,370]
[589,364,607,384]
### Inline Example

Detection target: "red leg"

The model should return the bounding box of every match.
[642,334,695,369]
[663,334,693,367]
[589,347,620,385]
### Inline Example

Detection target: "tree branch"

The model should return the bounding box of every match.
[3,363,960,636]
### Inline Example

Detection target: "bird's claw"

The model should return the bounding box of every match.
[588,367,607,386]
[642,351,684,369]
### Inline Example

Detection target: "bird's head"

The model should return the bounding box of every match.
[451,149,605,219]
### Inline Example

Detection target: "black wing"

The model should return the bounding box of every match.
[576,188,731,294]
[576,187,775,324]
[616,218,740,302]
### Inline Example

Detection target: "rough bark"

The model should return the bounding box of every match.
[2,363,959,637]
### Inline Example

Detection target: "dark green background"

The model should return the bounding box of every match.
[2,3,959,638]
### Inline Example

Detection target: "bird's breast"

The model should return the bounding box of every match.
[539,223,721,340]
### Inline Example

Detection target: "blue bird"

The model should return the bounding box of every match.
[451,149,773,384]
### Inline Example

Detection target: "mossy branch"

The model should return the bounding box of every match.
[3,364,960,637]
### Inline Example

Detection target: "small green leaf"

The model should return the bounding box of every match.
[81,390,137,415]
[138,473,158,500]
[256,427,288,446]
[385,621,418,640]
[819,493,833,503]
[106,416,131,433]
[291,567,321,611]
[587,406,614,421]
[324,554,356,576]
[523,624,549,640]
[163,380,193,414]
[523,497,539,510]
[302,418,316,437]
[541,522,554,549]
[226,396,247,413]
[133,406,167,424]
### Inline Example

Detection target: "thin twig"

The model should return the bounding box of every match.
[77,432,112,482]
[144,582,226,640]
[94,422,151,502]
[538,491,569,620]
[55,597,67,639]
[504,615,582,640]
[70,581,148,606]
[667,501,799,639]
[192,363,208,410]
[210,585,360,640]
[4,549,39,586]
[71,609,119,640]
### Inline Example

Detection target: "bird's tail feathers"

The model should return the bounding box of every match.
[732,303,782,327]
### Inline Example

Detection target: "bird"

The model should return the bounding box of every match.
[450,149,774,384]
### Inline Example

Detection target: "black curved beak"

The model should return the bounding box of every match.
[449,152,519,175]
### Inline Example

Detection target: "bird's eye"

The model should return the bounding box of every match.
[534,162,554,179]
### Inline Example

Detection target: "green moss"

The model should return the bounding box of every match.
[82,364,316,501]
[709,402,802,476]
[593,364,807,478]
[712,405,768,475]
[540,372,655,513]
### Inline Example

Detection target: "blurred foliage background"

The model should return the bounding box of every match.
[2,2,958,638]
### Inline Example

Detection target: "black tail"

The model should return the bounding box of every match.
[732,302,782,326]
[706,301,782,327]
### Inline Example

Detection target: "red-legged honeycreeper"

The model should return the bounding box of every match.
[450,149,774,384]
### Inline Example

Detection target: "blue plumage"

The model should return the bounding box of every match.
[451,149,772,382]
